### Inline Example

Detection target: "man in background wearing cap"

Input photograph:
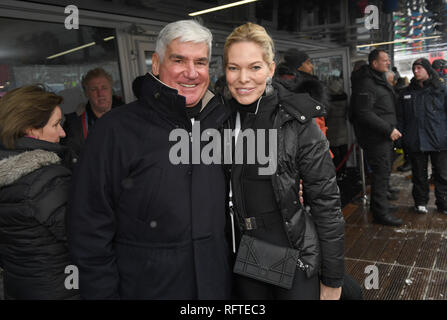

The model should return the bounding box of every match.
[277,48,331,153]
[351,49,402,226]
[397,58,447,215]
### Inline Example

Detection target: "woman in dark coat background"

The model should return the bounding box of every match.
[0,85,79,299]
[221,23,345,300]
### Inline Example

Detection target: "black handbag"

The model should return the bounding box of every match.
[234,234,306,289]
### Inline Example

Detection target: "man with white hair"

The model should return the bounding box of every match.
[67,20,232,299]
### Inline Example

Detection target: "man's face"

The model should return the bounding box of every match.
[298,58,314,75]
[413,65,429,81]
[85,76,113,114]
[372,52,390,73]
[152,39,210,108]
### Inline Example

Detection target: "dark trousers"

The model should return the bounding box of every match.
[363,141,393,215]
[234,270,320,300]
[409,151,447,210]
[234,272,362,300]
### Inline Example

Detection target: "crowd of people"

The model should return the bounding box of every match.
[0,18,446,300]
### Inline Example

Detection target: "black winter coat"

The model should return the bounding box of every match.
[351,65,397,147]
[67,73,232,299]
[397,77,447,152]
[0,137,78,299]
[222,83,345,287]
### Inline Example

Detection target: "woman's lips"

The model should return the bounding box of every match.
[236,88,255,95]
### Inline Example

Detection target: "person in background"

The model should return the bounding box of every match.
[326,77,349,179]
[62,68,123,164]
[386,71,396,87]
[397,58,447,215]
[432,59,447,83]
[351,49,402,226]
[221,22,345,300]
[276,48,331,156]
[0,85,79,300]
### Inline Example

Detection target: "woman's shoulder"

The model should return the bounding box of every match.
[0,149,69,192]
[274,82,325,124]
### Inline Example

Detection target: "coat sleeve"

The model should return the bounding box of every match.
[67,117,121,299]
[396,93,405,136]
[34,171,71,243]
[353,80,395,138]
[297,121,345,288]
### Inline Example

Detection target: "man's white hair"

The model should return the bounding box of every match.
[155,20,213,62]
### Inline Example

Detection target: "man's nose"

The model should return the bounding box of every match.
[184,62,198,79]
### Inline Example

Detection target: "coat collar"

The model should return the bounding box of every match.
[0,148,61,187]
[139,73,226,129]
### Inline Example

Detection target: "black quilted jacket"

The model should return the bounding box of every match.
[222,83,345,287]
[0,137,79,299]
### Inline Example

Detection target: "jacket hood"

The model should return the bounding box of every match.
[0,149,61,187]
[351,64,369,81]
[276,71,328,108]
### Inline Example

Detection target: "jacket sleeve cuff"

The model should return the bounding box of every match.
[320,276,344,288]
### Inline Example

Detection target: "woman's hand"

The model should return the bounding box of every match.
[320,282,342,300]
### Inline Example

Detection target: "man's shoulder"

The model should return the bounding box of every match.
[94,100,148,130]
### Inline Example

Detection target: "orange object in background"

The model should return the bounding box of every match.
[315,116,334,158]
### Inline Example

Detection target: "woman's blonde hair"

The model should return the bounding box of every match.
[0,85,63,149]
[224,22,275,67]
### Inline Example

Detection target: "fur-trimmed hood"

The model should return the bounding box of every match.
[0,149,61,187]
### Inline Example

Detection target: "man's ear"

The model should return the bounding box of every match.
[152,52,160,75]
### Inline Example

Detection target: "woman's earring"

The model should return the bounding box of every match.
[265,77,274,96]
[223,86,232,100]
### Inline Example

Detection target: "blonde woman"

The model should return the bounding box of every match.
[221,23,345,300]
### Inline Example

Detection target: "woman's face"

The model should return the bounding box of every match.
[225,41,275,105]
[26,106,66,143]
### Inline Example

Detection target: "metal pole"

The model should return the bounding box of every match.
[359,147,368,205]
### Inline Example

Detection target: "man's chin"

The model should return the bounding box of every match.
[184,94,202,108]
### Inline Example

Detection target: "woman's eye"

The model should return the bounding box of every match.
[228,66,237,71]
[252,65,261,70]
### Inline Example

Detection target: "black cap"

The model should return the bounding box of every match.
[412,58,433,74]
[283,48,309,71]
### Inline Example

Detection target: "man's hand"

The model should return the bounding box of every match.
[320,282,342,300]
[390,128,402,141]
